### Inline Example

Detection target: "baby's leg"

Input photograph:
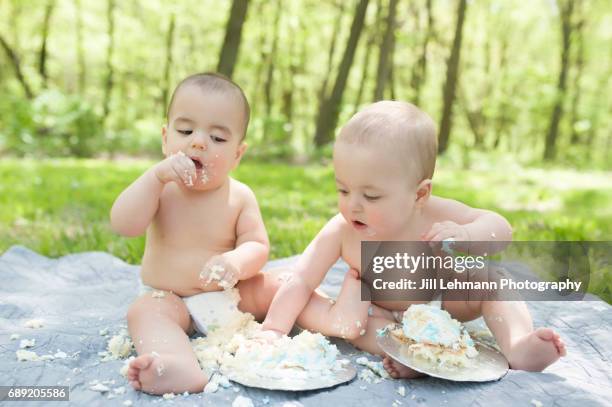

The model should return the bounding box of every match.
[296,268,370,340]
[443,299,566,371]
[126,291,207,394]
[238,267,369,340]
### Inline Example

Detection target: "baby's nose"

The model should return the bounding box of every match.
[191,136,208,151]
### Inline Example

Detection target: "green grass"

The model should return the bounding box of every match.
[1,158,610,302]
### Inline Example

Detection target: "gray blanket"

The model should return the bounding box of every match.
[1,246,610,406]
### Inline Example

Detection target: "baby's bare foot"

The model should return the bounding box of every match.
[330,269,370,339]
[507,327,566,371]
[383,356,424,379]
[127,353,207,395]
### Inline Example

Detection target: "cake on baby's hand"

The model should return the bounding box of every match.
[390,304,478,368]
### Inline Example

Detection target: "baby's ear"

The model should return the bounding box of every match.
[232,142,248,168]
[161,125,168,155]
[415,179,432,207]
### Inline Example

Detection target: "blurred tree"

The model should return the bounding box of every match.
[73,0,86,95]
[438,0,467,154]
[318,1,345,106]
[217,0,249,78]
[38,0,55,89]
[314,0,369,148]
[570,1,585,145]
[102,0,116,120]
[410,0,434,107]
[373,0,398,101]
[0,33,34,99]
[544,0,575,160]
[264,0,282,124]
[161,13,176,118]
[353,0,382,114]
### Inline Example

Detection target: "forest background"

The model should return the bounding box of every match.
[1,0,610,301]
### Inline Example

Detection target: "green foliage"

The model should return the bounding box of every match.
[0,0,609,166]
[0,158,609,302]
[0,90,103,157]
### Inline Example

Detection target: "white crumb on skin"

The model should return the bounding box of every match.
[152,290,166,298]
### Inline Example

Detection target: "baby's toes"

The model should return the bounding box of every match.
[128,379,142,391]
[555,339,567,356]
[534,327,555,341]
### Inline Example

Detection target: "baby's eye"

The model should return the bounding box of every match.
[178,129,192,135]
[364,194,381,201]
[210,135,227,143]
[337,189,348,195]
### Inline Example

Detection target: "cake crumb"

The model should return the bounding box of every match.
[19,339,35,348]
[24,319,44,329]
[232,395,254,407]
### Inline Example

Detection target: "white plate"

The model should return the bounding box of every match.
[220,364,357,391]
[377,325,508,382]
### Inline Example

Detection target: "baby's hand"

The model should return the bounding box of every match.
[199,254,240,289]
[422,221,469,254]
[153,151,197,187]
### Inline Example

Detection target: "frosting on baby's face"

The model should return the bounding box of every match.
[163,85,247,191]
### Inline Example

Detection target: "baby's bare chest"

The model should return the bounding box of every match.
[153,189,241,248]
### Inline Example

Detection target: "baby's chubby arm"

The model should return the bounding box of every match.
[110,153,196,236]
[422,196,512,253]
[224,185,270,280]
[261,214,344,336]
[199,184,269,288]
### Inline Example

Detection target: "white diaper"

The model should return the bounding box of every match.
[139,282,238,335]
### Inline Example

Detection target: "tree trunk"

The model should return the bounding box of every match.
[353,0,382,114]
[252,0,268,119]
[74,0,86,95]
[38,0,55,89]
[161,13,176,118]
[374,0,398,100]
[0,33,34,99]
[217,0,249,79]
[544,0,574,160]
[103,0,116,120]
[493,36,510,149]
[570,5,585,145]
[314,0,370,148]
[437,0,467,154]
[264,0,282,119]
[318,1,345,105]
[411,0,434,106]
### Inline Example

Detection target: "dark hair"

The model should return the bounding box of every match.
[166,72,250,139]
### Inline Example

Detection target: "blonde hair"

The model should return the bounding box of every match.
[336,101,438,183]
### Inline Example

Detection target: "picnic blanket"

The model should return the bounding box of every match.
[0,245,610,406]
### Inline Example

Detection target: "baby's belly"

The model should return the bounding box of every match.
[140,246,225,297]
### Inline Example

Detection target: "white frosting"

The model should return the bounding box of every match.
[393,304,478,367]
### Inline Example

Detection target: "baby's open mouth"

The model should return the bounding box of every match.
[190,157,204,170]
[352,220,367,229]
